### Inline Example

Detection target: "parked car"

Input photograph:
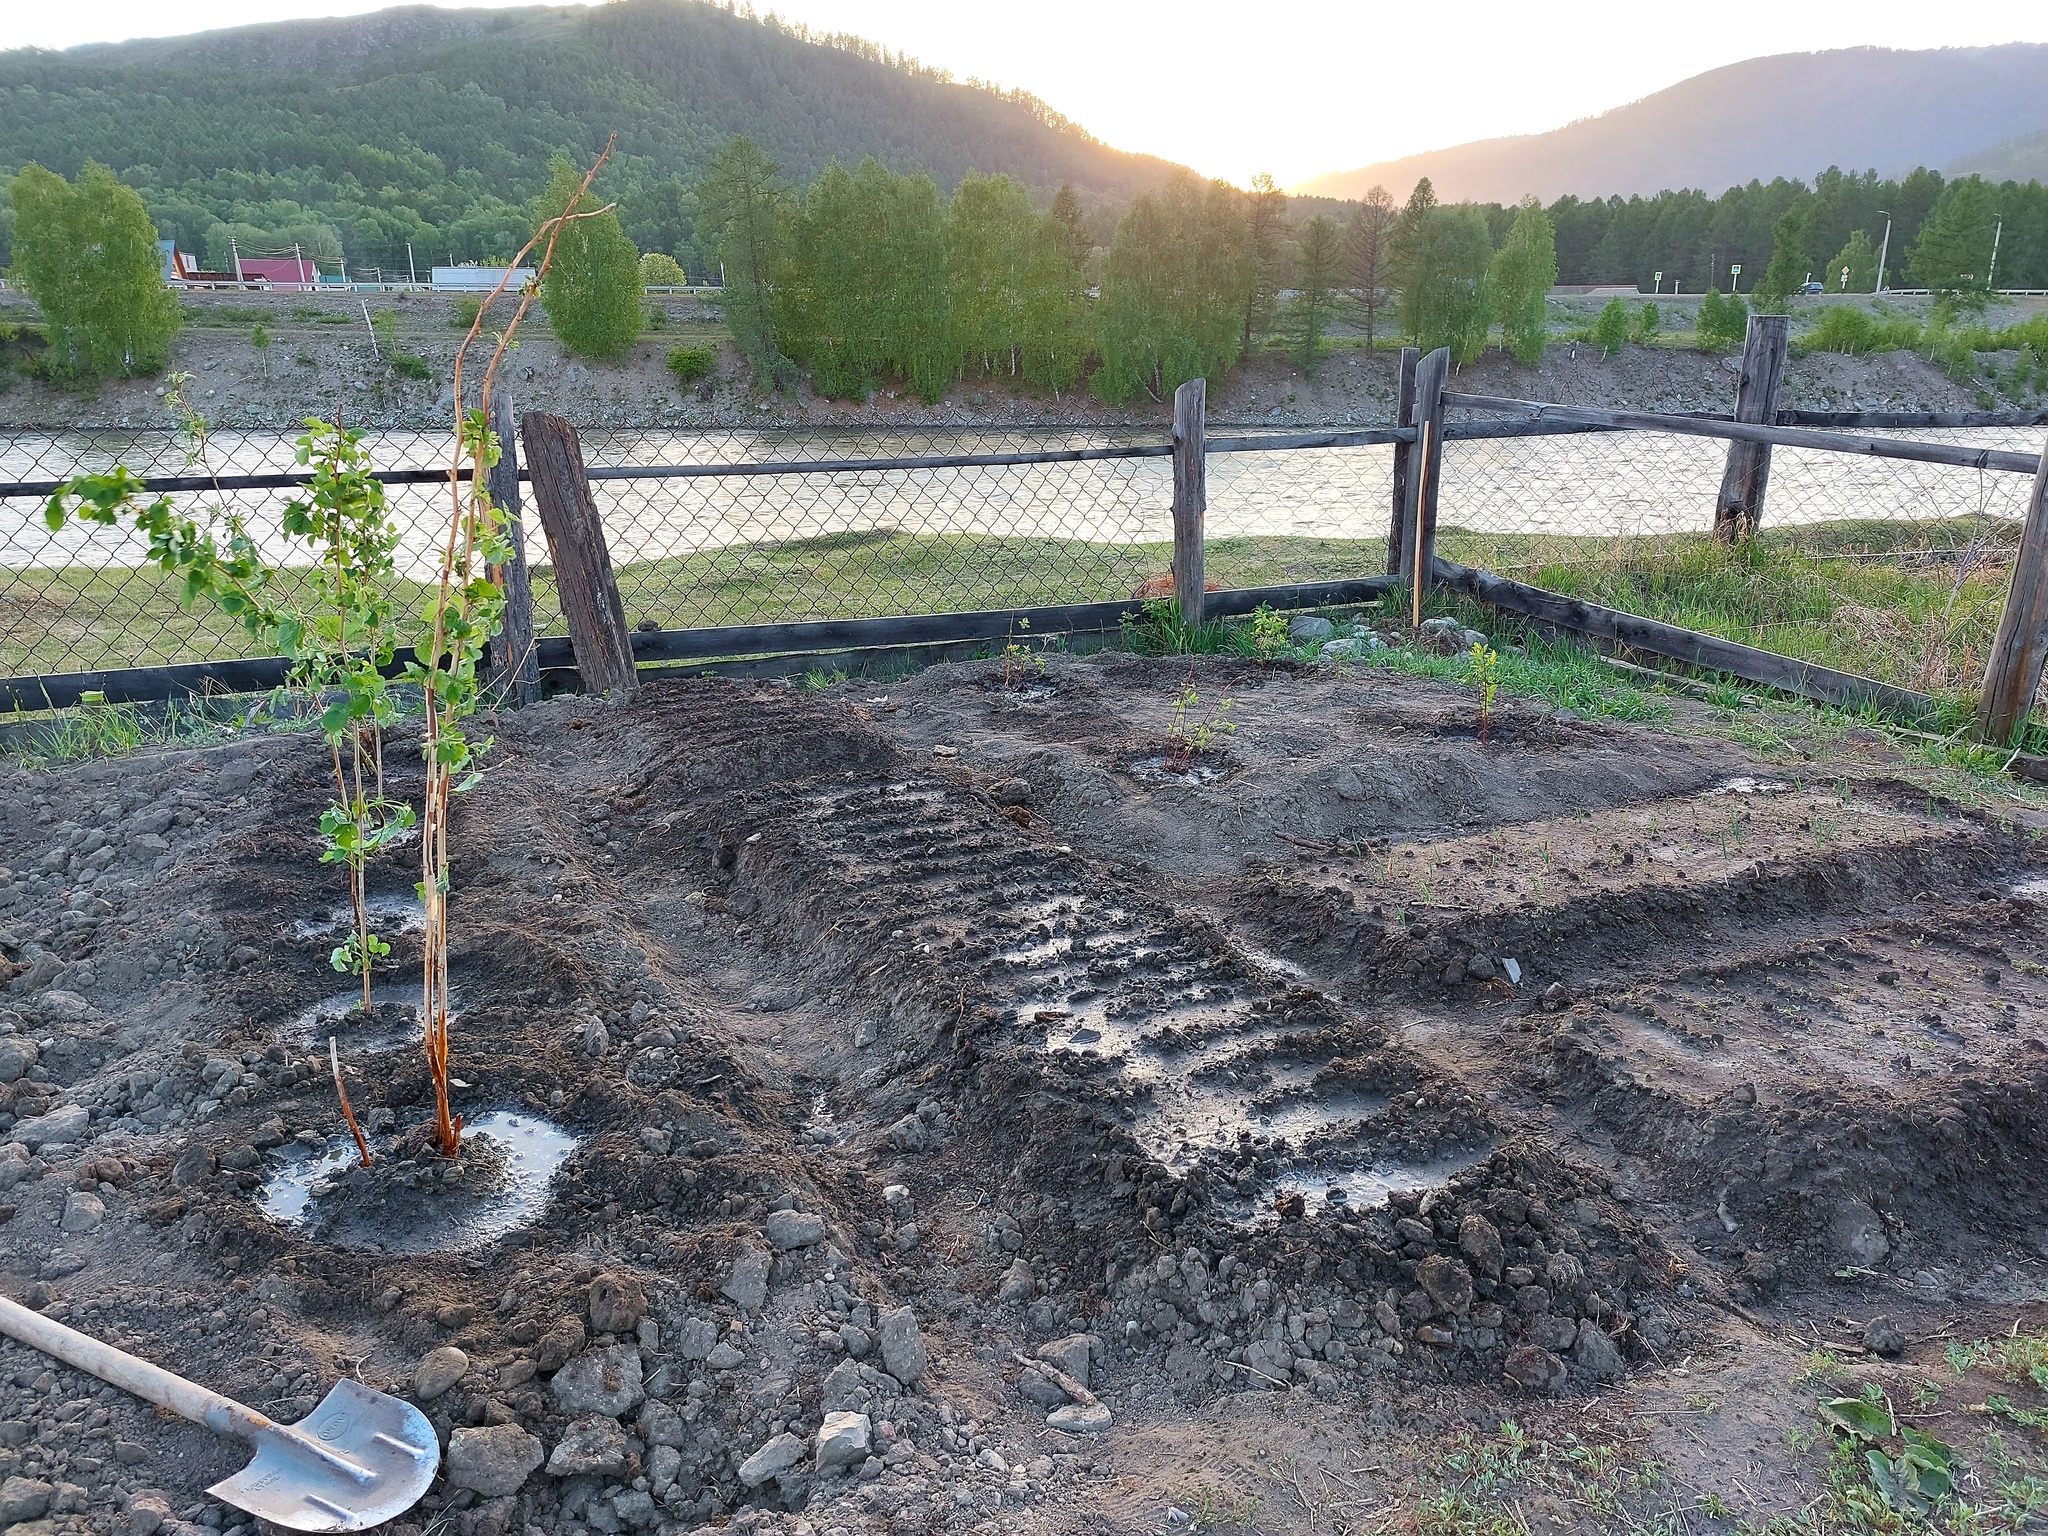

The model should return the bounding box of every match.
[1798,280,1825,294]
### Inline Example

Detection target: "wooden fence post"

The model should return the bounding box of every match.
[1387,346,1420,575]
[519,412,638,697]
[1171,377,1207,630]
[1975,435,2048,744]
[1402,347,1451,626]
[1714,313,1790,541]
[481,391,542,707]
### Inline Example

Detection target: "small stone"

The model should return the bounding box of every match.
[445,1425,544,1495]
[722,1242,770,1311]
[1288,615,1335,644]
[1036,1335,1093,1388]
[13,1106,87,1151]
[412,1346,469,1402]
[877,1305,927,1385]
[737,1432,805,1488]
[1828,1200,1890,1266]
[549,1345,644,1418]
[1864,1317,1907,1358]
[534,1317,585,1373]
[1458,1215,1505,1279]
[997,1258,1035,1303]
[1046,1403,1113,1434]
[545,1415,628,1478]
[0,1477,52,1523]
[814,1411,873,1472]
[763,1210,826,1250]
[587,1273,647,1335]
[122,1491,170,1536]
[59,1192,104,1234]
[0,1042,37,1086]
[672,1316,718,1361]
[705,1341,744,1371]
[1416,1254,1474,1315]
[1503,1346,1569,1393]
[1573,1324,1626,1382]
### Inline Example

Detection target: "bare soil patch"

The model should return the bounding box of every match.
[0,655,2044,1536]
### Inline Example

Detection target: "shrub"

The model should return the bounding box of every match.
[450,295,485,329]
[391,351,431,379]
[1592,297,1630,356]
[667,345,714,386]
[1696,289,1749,349]
[639,251,688,287]
[1801,307,1920,356]
[1634,301,1660,342]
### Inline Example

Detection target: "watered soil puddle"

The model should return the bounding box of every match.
[285,986,462,1052]
[256,1110,579,1253]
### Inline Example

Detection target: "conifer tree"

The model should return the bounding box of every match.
[1242,173,1287,351]
[1284,214,1342,371]
[1342,185,1397,348]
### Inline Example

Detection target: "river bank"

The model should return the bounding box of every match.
[0,286,2015,435]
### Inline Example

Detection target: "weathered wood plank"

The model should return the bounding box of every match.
[481,392,542,707]
[520,411,638,697]
[1171,377,1208,629]
[1388,347,1420,575]
[1715,314,1791,540]
[1975,435,2048,743]
[1441,393,2040,474]
[1433,557,1934,720]
[1402,348,1451,623]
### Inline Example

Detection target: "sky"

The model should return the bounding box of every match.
[9,0,2048,187]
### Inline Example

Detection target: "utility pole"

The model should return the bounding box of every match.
[1875,211,1891,295]
[407,241,418,287]
[1989,218,2004,290]
[230,235,245,286]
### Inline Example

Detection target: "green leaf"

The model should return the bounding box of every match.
[1820,1398,1894,1440]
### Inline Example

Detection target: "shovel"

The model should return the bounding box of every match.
[0,1294,438,1531]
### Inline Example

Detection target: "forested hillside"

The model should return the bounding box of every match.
[0,0,1178,275]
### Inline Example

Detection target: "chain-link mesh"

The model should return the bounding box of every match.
[1205,439,1396,585]
[1437,423,2042,696]
[1,427,1180,677]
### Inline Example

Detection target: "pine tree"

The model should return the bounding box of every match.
[1342,185,1397,348]
[1489,198,1556,364]
[1047,183,1093,273]
[1284,214,1342,372]
[1909,177,1999,308]
[1750,208,1808,315]
[1241,173,1287,352]
[697,135,794,388]
[9,161,181,382]
[534,155,643,360]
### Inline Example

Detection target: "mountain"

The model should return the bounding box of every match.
[1295,44,2048,204]
[1956,125,2048,184]
[0,0,1180,272]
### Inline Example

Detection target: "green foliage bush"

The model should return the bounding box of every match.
[639,251,688,287]
[1490,200,1556,364]
[1696,289,1748,349]
[391,351,431,379]
[9,161,181,383]
[1634,301,1660,342]
[535,156,644,361]
[667,345,714,386]
[450,294,485,329]
[1592,297,1630,356]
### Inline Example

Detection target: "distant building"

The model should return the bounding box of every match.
[431,265,536,292]
[157,240,238,286]
[239,254,321,289]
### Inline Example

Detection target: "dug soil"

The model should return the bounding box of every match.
[1,654,2045,1536]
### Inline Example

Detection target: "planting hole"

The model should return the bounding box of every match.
[256,1110,578,1253]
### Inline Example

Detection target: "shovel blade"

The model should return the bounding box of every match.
[209,1379,439,1532]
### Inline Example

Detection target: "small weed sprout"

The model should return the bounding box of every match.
[1249,602,1288,659]
[1165,676,1236,771]
[1001,615,1044,688]
[1468,640,1501,741]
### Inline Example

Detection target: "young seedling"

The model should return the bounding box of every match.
[1248,602,1288,660]
[1468,640,1501,742]
[1164,674,1236,771]
[1001,615,1044,688]
[331,1036,372,1168]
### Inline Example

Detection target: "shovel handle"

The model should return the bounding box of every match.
[0,1295,272,1444]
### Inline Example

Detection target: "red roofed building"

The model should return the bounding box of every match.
[239,254,321,289]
